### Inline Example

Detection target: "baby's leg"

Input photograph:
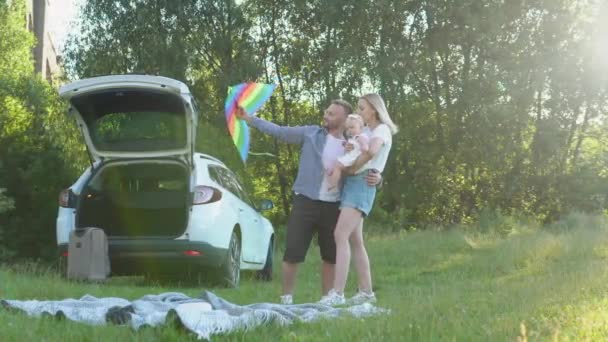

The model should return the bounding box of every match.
[328,163,344,190]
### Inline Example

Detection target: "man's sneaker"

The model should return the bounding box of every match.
[348,290,376,305]
[318,289,345,306]
[280,294,293,305]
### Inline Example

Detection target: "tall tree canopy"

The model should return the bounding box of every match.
[2,0,608,260]
[63,0,608,226]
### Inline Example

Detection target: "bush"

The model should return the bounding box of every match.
[0,187,14,214]
[463,208,540,237]
[546,212,608,232]
[0,1,87,260]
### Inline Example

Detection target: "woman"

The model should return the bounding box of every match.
[320,93,398,305]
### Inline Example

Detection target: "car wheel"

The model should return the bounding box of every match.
[221,231,241,287]
[256,238,273,281]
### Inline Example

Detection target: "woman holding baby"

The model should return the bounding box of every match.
[320,93,398,306]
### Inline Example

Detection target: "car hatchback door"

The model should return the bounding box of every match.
[59,75,198,166]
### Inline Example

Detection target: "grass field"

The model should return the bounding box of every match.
[2,213,608,341]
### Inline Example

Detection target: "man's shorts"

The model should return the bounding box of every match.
[283,194,340,264]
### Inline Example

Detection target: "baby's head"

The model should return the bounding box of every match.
[345,113,365,137]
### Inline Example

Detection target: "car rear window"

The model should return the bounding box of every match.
[71,89,187,152]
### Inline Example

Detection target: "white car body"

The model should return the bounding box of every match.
[55,75,274,285]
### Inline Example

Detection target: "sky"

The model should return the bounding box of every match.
[47,0,82,52]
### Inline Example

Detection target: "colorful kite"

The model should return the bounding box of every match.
[224,82,276,162]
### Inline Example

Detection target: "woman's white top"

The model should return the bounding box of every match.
[357,123,392,174]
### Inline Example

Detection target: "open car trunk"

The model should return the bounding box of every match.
[76,161,191,237]
[59,75,198,166]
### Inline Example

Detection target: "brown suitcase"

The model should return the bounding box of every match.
[67,227,111,281]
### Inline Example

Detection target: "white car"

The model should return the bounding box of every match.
[55,75,275,287]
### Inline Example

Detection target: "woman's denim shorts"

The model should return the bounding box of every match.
[340,171,377,217]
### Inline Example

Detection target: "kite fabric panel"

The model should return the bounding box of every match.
[224,83,276,162]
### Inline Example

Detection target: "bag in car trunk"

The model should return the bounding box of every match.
[76,161,190,237]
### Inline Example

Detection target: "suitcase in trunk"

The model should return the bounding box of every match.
[67,227,111,281]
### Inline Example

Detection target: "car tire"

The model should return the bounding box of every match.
[221,231,241,288]
[256,238,273,281]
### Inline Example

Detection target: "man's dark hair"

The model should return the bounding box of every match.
[330,99,353,115]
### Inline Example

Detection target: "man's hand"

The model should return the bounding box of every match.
[235,106,252,123]
[365,169,382,187]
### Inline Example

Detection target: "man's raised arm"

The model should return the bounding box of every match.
[236,107,313,145]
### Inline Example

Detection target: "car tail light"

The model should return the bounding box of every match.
[183,250,202,256]
[62,251,69,257]
[193,186,222,205]
[59,189,76,208]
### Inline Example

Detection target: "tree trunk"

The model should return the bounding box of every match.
[269,4,294,162]
[570,102,592,170]
[265,5,291,218]
[530,85,544,174]
[424,4,446,157]
[559,103,581,175]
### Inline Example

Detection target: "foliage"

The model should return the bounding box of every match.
[61,0,608,227]
[0,188,14,214]
[0,0,87,260]
[2,0,608,260]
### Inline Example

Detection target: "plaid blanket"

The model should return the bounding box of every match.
[2,291,390,340]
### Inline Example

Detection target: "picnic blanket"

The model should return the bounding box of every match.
[1,291,390,340]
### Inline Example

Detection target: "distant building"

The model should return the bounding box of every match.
[25,0,59,82]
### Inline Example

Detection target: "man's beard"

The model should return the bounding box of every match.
[324,121,339,130]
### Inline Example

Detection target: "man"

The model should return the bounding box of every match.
[236,100,380,304]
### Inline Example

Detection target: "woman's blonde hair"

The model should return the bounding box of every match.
[360,93,398,135]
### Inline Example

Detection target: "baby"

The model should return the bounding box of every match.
[327,114,369,190]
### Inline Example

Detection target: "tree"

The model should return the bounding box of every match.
[55,0,608,231]
[0,0,87,260]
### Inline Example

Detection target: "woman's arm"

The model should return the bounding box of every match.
[356,135,369,153]
[345,136,384,174]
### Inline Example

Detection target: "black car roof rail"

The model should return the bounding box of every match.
[198,153,224,165]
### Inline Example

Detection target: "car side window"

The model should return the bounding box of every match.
[208,165,238,197]
[225,170,255,208]
[209,166,254,207]
[207,166,223,187]
[223,171,246,203]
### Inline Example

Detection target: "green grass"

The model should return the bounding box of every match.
[2,214,608,341]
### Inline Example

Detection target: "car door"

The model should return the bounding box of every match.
[230,174,268,263]
[216,168,265,264]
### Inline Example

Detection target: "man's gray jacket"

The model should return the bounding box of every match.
[249,116,333,202]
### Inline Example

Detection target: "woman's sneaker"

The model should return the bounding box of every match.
[280,294,293,305]
[348,290,376,305]
[318,289,345,306]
